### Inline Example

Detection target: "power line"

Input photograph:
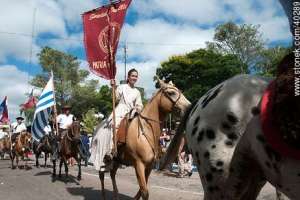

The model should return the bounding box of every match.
[0,30,204,47]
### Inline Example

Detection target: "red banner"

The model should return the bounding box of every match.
[83,0,132,80]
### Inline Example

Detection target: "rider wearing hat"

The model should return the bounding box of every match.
[11,116,27,146]
[56,105,74,139]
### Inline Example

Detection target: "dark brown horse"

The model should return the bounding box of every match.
[52,121,84,181]
[10,131,32,169]
[33,134,56,168]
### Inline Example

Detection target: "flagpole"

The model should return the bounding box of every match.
[6,96,12,151]
[51,71,59,136]
[108,0,117,155]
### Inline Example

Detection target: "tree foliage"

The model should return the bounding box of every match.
[82,108,100,135]
[206,22,265,73]
[156,49,242,102]
[31,47,89,108]
[255,46,291,77]
[30,47,113,119]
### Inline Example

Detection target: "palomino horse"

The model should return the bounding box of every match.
[10,131,32,169]
[0,136,11,159]
[99,79,190,200]
[52,121,84,181]
[33,134,56,168]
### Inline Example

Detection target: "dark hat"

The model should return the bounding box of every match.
[16,116,24,120]
[62,105,71,109]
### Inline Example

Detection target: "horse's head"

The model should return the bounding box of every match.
[43,134,58,155]
[67,121,81,142]
[156,78,190,116]
[19,131,32,152]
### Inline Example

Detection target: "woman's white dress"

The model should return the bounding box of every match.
[89,84,143,170]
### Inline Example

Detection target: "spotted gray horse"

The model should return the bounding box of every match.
[163,75,273,198]
[161,74,293,200]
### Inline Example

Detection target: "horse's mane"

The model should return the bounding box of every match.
[143,83,177,107]
[272,53,300,148]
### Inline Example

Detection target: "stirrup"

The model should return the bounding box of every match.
[111,147,118,157]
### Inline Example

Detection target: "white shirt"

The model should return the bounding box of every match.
[44,125,52,135]
[11,122,27,134]
[111,84,143,128]
[0,130,8,139]
[56,114,74,129]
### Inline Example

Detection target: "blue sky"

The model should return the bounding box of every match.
[0,0,292,120]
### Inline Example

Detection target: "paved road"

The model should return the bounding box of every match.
[0,157,279,200]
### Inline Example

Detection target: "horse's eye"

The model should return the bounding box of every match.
[168,91,176,96]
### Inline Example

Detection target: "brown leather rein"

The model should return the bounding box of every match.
[139,86,183,125]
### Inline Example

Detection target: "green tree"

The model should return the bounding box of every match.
[23,108,35,125]
[82,108,99,135]
[255,46,291,77]
[206,22,265,73]
[69,80,99,118]
[95,85,113,117]
[156,49,242,102]
[31,47,89,108]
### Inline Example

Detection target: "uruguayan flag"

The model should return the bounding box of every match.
[31,76,55,141]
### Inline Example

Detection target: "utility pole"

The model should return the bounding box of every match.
[124,43,127,81]
[28,7,36,91]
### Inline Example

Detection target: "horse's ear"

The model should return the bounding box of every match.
[154,75,166,88]
[168,81,174,86]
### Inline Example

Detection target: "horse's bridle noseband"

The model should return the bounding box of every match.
[160,86,182,111]
[139,86,183,125]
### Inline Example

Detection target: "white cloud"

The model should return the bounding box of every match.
[132,0,291,42]
[45,32,83,51]
[0,0,67,63]
[132,0,232,24]
[223,0,291,41]
[56,0,101,28]
[0,65,31,121]
[122,19,214,61]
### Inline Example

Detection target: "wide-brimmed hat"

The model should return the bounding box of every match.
[62,105,71,109]
[16,116,24,120]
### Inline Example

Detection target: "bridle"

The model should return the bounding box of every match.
[137,86,183,159]
[159,86,182,112]
[138,86,183,126]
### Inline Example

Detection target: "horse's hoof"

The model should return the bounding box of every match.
[77,176,81,181]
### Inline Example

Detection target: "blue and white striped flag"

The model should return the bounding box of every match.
[31,75,55,141]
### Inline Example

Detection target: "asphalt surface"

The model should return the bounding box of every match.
[0,156,279,200]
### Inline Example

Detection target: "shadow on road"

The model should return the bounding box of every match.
[161,170,178,178]
[34,170,81,185]
[51,174,80,185]
[67,187,132,200]
[34,171,52,176]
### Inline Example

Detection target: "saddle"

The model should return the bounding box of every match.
[117,115,130,144]
[116,108,141,144]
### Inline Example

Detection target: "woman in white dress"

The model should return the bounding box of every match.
[90,69,143,171]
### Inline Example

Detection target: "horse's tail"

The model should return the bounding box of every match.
[159,101,196,170]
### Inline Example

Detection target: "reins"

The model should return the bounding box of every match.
[135,86,183,159]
